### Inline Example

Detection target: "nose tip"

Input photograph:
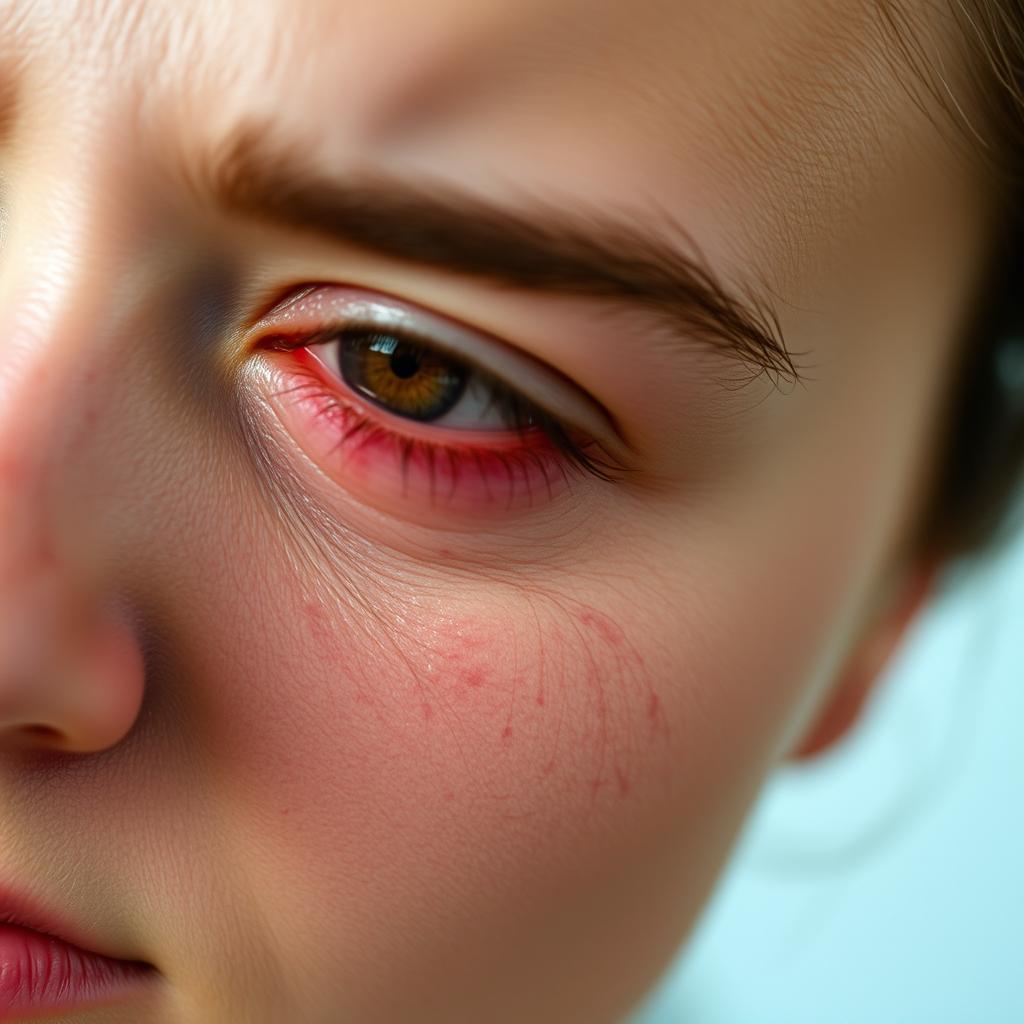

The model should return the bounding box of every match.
[0,570,147,754]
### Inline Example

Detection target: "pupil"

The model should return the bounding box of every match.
[390,348,421,379]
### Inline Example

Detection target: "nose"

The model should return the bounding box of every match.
[0,291,147,755]
[0,569,146,754]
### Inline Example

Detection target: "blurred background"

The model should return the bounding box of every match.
[631,494,1024,1024]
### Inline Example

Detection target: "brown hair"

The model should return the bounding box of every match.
[882,1,1024,561]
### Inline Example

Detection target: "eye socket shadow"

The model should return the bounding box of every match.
[158,255,245,414]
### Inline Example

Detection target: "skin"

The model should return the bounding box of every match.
[0,1,996,1021]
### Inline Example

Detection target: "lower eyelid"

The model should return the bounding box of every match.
[259,351,580,523]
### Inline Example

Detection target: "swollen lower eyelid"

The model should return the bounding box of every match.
[262,354,583,520]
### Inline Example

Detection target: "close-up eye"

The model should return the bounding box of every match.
[251,286,627,521]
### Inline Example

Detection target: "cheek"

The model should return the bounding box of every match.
[182,546,710,989]
[212,577,680,852]
[127,363,891,1020]
[190,539,814,953]
[126,433,879,1022]
[98,375,880,1021]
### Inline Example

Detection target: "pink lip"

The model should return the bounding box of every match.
[0,884,157,1020]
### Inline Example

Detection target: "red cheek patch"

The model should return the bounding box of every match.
[289,579,675,826]
[402,599,671,810]
[576,607,627,649]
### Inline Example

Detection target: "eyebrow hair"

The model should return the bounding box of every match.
[205,127,796,383]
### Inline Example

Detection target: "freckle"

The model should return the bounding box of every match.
[303,601,327,631]
[302,601,333,643]
[647,691,670,737]
[614,766,631,797]
[462,667,486,689]
[647,691,661,721]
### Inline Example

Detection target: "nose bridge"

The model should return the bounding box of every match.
[0,174,150,753]
[0,245,99,578]
[0,120,136,521]
[0,259,109,708]
[1,303,67,569]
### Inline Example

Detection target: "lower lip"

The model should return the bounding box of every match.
[0,923,155,1020]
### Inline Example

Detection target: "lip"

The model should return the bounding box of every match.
[0,883,157,1020]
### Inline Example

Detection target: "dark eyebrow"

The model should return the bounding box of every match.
[206,128,796,383]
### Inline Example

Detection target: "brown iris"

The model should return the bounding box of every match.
[339,331,467,421]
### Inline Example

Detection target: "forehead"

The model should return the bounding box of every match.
[3,0,866,102]
[0,0,951,290]
[0,0,895,168]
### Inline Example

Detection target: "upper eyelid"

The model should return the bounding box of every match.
[250,284,621,443]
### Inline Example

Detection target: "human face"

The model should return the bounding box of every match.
[0,1,992,1021]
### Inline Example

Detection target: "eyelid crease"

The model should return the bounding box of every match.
[251,283,632,455]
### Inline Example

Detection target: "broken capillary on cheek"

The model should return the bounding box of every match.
[315,596,677,811]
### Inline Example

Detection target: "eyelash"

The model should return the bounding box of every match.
[260,324,624,505]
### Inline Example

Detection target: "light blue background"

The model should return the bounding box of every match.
[630,507,1024,1024]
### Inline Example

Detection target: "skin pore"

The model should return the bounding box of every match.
[0,1,996,1022]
